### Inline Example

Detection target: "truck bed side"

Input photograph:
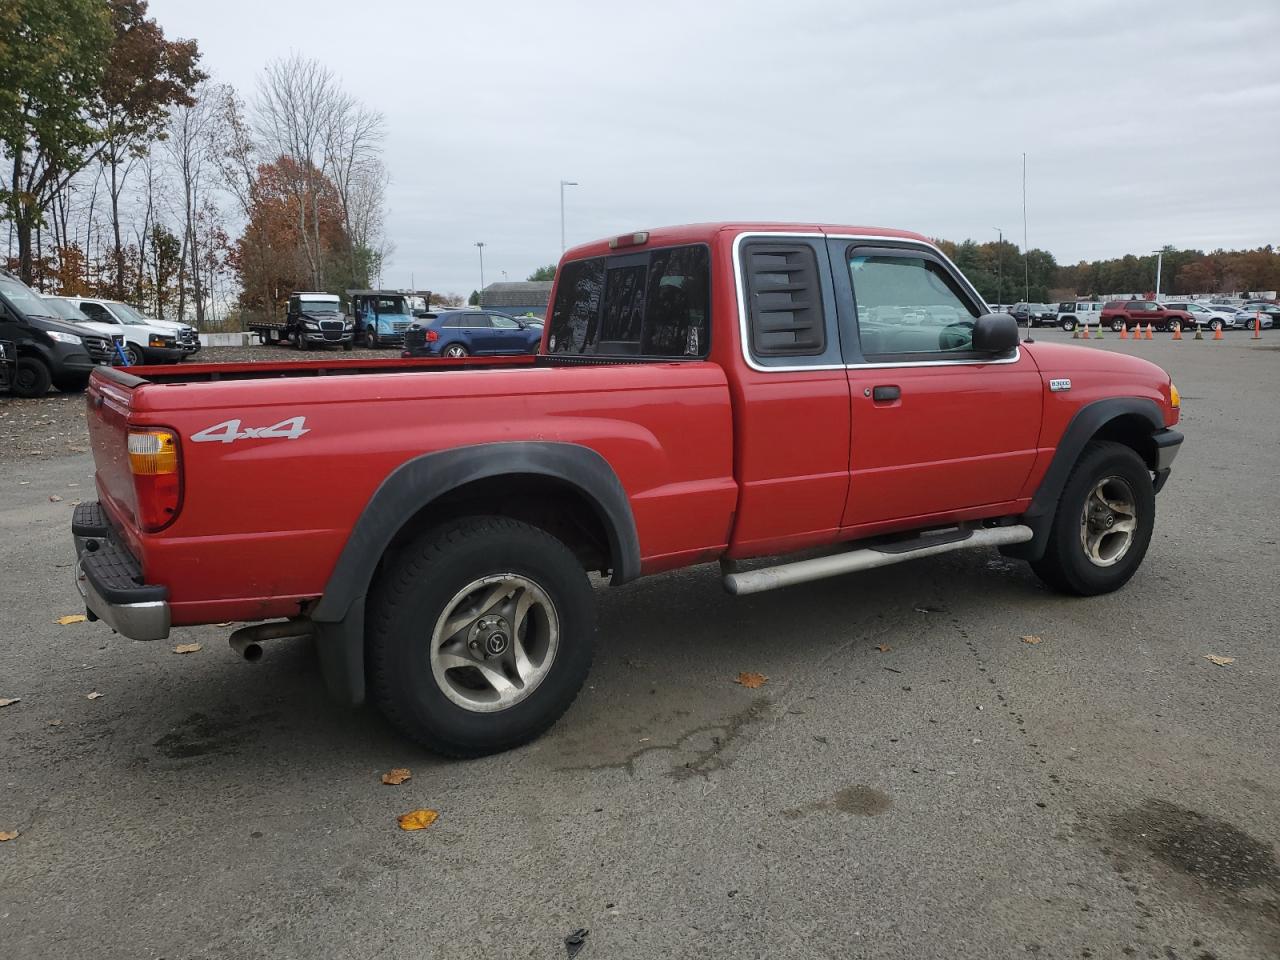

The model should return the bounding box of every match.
[89,361,737,625]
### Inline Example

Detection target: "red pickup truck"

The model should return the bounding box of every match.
[72,223,1183,756]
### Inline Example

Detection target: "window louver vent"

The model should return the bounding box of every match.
[744,243,825,356]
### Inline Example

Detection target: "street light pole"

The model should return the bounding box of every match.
[475,241,486,298]
[993,227,1003,306]
[560,180,578,253]
[1152,249,1164,300]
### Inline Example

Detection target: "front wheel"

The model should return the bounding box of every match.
[1111,318,1125,333]
[12,357,52,397]
[124,344,144,366]
[1030,441,1155,596]
[365,329,380,348]
[367,516,595,757]
[1245,318,1256,331]
[293,331,307,351]
[1168,319,1181,333]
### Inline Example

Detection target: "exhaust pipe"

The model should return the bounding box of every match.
[228,619,315,662]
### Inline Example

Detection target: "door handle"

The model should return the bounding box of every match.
[871,385,900,402]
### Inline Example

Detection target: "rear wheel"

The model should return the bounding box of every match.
[367,516,595,757]
[1060,317,1077,332]
[1209,319,1223,332]
[443,343,469,358]
[1030,441,1155,596]
[12,357,52,397]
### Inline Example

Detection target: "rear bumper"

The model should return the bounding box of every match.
[71,502,170,641]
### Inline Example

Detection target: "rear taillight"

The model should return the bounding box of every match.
[426,330,439,342]
[128,428,182,531]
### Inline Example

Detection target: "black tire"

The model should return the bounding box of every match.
[124,343,144,366]
[443,343,469,358]
[1245,318,1255,331]
[1060,317,1077,332]
[1030,441,1155,597]
[1210,319,1223,332]
[1111,318,1125,333]
[293,330,307,351]
[365,329,379,349]
[1168,319,1181,334]
[12,357,53,397]
[367,516,595,757]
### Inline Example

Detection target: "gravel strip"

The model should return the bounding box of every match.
[0,344,403,464]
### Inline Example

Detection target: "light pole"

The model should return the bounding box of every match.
[1152,248,1164,300]
[993,227,1003,307]
[475,241,486,298]
[560,180,578,253]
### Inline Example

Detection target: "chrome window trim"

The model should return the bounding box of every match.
[732,230,1020,372]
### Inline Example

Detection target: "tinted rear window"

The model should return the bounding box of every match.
[547,244,710,358]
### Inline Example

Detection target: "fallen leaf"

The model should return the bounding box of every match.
[874,644,891,653]
[215,621,233,627]
[1204,655,1235,667]
[48,495,63,502]
[1020,635,1043,645]
[0,697,20,708]
[48,719,62,727]
[0,831,18,842]
[381,767,412,786]
[56,614,87,626]
[86,691,103,700]
[172,643,202,654]
[735,671,768,689]
[397,809,439,831]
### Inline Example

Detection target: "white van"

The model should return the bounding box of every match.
[57,297,196,364]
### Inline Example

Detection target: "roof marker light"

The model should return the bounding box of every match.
[608,231,649,249]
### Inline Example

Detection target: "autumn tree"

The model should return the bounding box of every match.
[0,0,112,282]
[95,0,204,297]
[231,156,348,319]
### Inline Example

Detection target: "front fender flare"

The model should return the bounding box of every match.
[1002,397,1165,562]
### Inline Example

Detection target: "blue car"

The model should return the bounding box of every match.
[404,310,543,358]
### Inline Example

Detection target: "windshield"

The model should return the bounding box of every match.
[42,297,93,323]
[0,276,57,319]
[370,296,408,314]
[300,297,341,313]
[109,302,151,325]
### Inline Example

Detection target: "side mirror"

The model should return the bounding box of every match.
[972,313,1019,355]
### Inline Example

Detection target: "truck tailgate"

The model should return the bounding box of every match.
[86,370,141,530]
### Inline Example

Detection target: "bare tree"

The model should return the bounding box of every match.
[322,96,386,283]
[163,82,221,325]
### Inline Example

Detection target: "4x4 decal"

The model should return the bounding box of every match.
[191,416,309,444]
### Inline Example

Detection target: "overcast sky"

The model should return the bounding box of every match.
[151,0,1279,296]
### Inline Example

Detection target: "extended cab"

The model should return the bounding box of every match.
[71,223,1183,757]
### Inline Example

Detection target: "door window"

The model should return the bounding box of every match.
[79,302,116,323]
[847,252,980,359]
[490,315,520,329]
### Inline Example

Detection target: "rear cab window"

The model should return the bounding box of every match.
[547,244,710,359]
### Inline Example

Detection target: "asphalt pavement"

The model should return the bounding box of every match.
[1,330,1278,959]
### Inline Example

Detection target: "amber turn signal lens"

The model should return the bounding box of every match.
[1170,383,1180,408]
[128,429,178,475]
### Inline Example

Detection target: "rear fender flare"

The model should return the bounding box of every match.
[310,441,640,705]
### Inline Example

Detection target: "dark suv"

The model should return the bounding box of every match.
[0,270,120,397]
[1099,300,1194,333]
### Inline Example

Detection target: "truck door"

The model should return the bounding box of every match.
[829,239,1042,531]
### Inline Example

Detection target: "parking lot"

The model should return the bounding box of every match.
[2,332,1278,959]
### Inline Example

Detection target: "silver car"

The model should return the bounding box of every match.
[1162,301,1236,331]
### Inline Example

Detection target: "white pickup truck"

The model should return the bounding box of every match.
[51,297,198,364]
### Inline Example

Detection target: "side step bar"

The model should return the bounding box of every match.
[721,524,1034,596]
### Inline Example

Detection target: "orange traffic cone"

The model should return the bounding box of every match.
[1119,323,1129,340]
[1171,324,1183,340]
[1144,323,1154,340]
[1081,323,1090,339]
[1254,313,1264,339]
[1213,325,1224,341]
